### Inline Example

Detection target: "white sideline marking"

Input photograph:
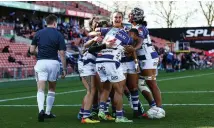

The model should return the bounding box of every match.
[0,73,213,103]
[157,72,214,82]
[1,104,214,107]
[162,91,214,94]
[0,89,85,102]
[0,74,79,83]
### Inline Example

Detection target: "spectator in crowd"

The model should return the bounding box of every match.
[10,35,15,43]
[173,53,181,72]
[8,55,16,63]
[166,51,174,72]
[2,45,10,53]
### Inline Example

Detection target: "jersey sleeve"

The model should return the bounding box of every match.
[138,26,149,39]
[116,29,133,45]
[58,33,66,51]
[100,27,110,36]
[31,31,39,46]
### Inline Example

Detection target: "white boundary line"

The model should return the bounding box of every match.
[0,73,214,103]
[161,91,214,93]
[0,89,85,102]
[1,104,214,107]
[0,74,79,83]
[157,72,214,82]
[0,72,213,83]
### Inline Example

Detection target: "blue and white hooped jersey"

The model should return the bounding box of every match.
[58,51,75,69]
[82,51,96,66]
[80,37,97,65]
[96,27,133,63]
[133,25,159,61]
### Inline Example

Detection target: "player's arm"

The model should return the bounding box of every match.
[134,37,143,50]
[132,50,140,72]
[30,32,38,55]
[58,33,67,79]
[88,28,101,37]
[83,36,103,48]
[30,45,37,55]
[88,38,116,53]
[88,27,109,37]
[124,45,140,72]
[88,43,106,53]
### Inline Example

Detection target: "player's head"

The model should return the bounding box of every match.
[97,20,110,28]
[129,28,139,39]
[111,11,123,28]
[128,7,145,24]
[89,16,100,31]
[46,14,58,28]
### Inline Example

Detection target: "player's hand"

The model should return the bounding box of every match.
[93,36,103,42]
[105,39,117,48]
[61,70,66,79]
[105,41,116,48]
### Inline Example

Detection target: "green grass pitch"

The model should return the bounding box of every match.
[0,69,214,128]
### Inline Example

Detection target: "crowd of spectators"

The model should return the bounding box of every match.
[158,50,213,72]
[1,14,213,74]
[0,13,88,41]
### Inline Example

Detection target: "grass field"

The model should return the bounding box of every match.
[0,69,214,128]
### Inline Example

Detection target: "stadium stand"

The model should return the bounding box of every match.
[0,36,36,79]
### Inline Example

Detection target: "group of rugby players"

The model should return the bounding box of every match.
[31,7,165,123]
[77,7,165,123]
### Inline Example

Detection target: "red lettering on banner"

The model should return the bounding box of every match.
[67,10,76,16]
[85,13,93,18]
[76,12,85,17]
[67,10,93,18]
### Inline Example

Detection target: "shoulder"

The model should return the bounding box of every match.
[136,25,149,38]
[56,30,64,37]
[137,25,148,33]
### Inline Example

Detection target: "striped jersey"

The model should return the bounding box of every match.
[80,37,96,65]
[133,25,159,60]
[96,27,133,63]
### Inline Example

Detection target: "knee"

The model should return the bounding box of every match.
[87,87,97,95]
[138,85,151,93]
[115,88,123,96]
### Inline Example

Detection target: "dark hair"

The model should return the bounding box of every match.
[142,21,147,26]
[135,19,147,26]
[112,11,124,19]
[97,20,109,27]
[45,14,58,25]
[129,28,139,36]
[89,16,99,31]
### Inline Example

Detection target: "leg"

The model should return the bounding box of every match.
[37,81,46,113]
[140,69,165,119]
[81,75,100,123]
[126,73,142,117]
[45,81,56,117]
[36,80,46,122]
[91,74,101,115]
[138,76,156,107]
[113,80,132,123]
[98,81,112,120]
[141,69,162,107]
[77,77,88,119]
